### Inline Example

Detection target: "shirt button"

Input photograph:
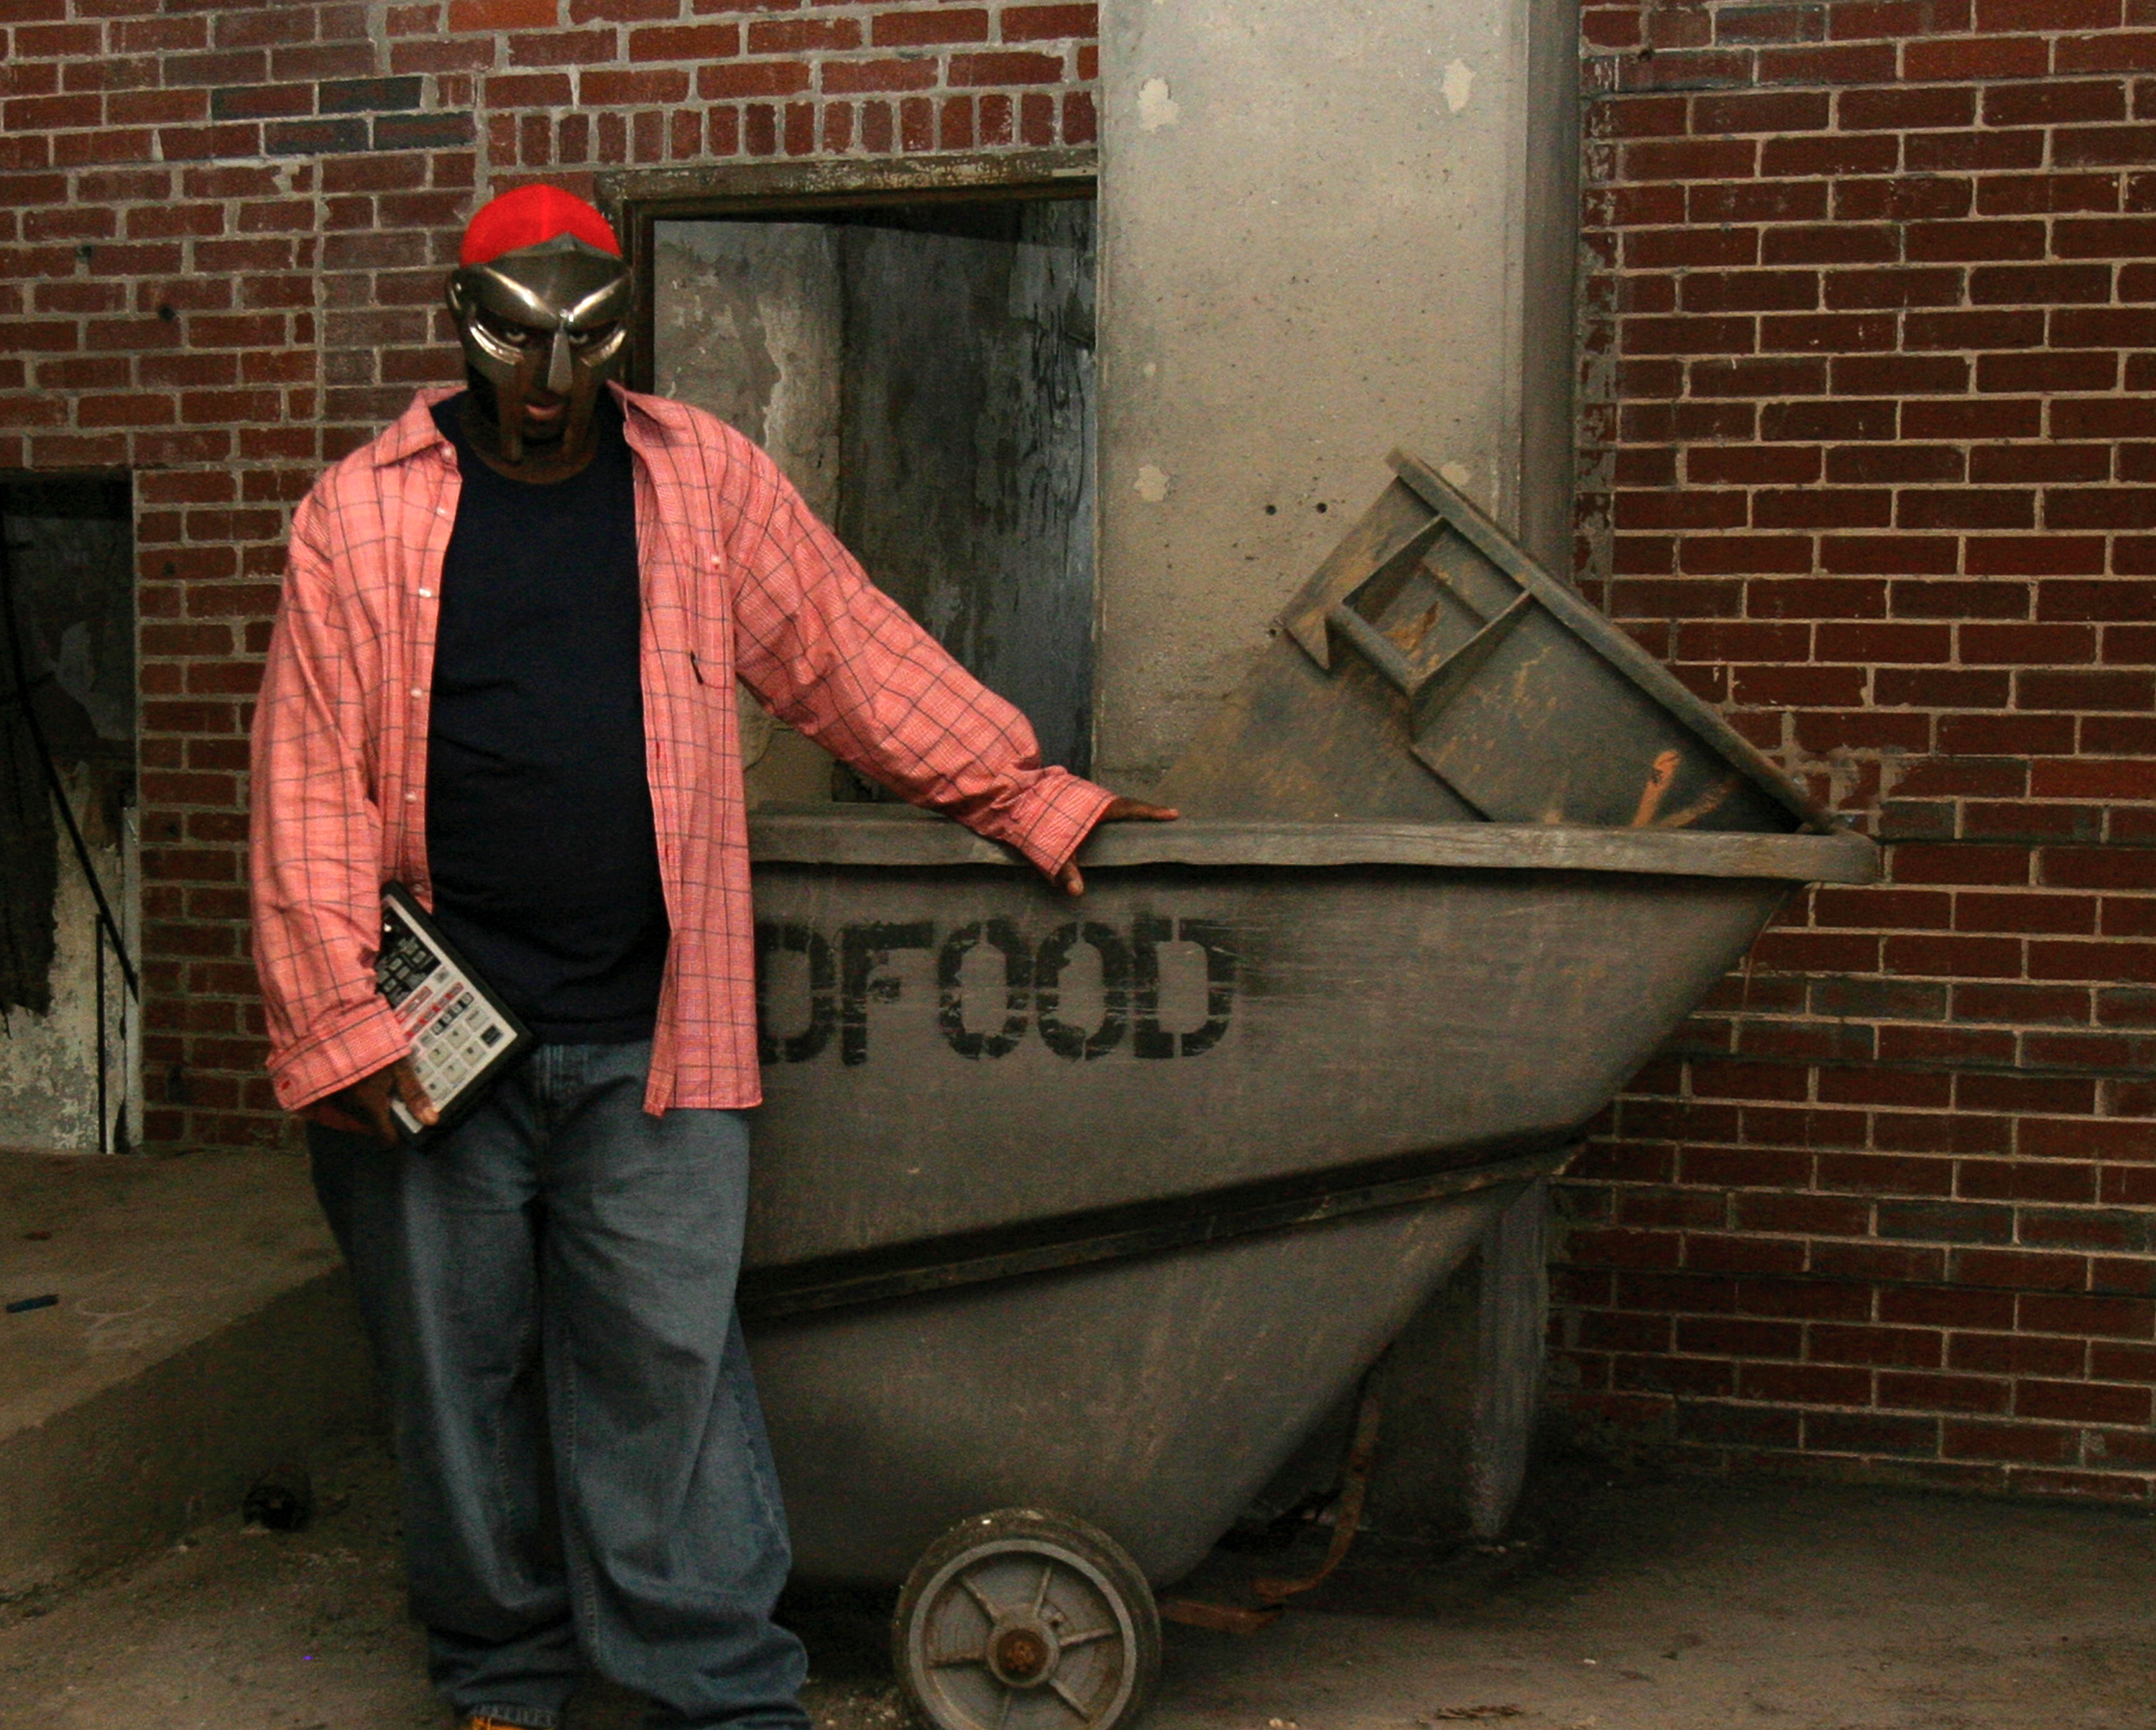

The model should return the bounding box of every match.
[409,687,423,699]
[418,587,433,599]
[405,792,418,803]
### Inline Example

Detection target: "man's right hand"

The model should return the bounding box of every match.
[303,1055,438,1146]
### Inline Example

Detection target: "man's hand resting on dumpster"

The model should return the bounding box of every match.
[304,1055,438,1146]
[1054,796,1180,897]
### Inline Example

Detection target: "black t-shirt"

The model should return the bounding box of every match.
[425,392,668,1044]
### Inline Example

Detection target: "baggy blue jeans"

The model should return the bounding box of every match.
[308,1041,810,1730]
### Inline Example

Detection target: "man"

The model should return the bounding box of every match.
[249,184,1170,1730]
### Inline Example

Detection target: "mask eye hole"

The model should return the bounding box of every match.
[475,309,544,348]
[569,321,620,349]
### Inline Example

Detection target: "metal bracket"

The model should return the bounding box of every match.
[1154,1353,1391,1637]
[1250,1360,1385,1606]
[1156,1596,1281,1634]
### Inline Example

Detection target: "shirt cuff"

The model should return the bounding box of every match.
[982,771,1120,882]
[267,998,413,1113]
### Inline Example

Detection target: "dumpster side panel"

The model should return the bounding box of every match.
[745,865,1782,1267]
[748,1190,1514,1586]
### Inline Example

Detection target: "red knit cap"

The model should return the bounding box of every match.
[459,185,621,267]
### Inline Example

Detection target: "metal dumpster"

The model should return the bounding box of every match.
[734,456,1879,1730]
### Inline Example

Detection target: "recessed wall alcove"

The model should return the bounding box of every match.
[611,152,1098,800]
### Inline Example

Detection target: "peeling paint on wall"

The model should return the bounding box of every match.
[0,482,139,1156]
[837,203,1098,776]
[653,224,844,525]
[1135,77,1181,130]
[0,793,137,1156]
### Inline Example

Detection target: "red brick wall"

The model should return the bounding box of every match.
[1562,0,2156,1497]
[0,0,1097,1150]
[8,0,2156,1498]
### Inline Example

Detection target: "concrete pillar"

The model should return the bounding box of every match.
[1095,0,1580,788]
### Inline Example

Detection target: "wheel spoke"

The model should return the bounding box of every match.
[1031,1563,1054,1616]
[993,1683,1016,1730]
[928,1649,987,1669]
[962,1572,1005,1622]
[1055,1626,1116,1649]
[1049,1678,1093,1721]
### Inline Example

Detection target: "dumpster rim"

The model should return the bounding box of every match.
[747,807,1879,884]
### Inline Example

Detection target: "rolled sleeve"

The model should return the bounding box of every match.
[729,450,1118,881]
[963,765,1118,881]
[265,997,411,1113]
[249,491,407,1111]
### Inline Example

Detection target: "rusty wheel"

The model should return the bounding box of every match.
[893,1508,1161,1730]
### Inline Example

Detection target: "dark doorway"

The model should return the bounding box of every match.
[646,192,1097,796]
[0,474,138,1154]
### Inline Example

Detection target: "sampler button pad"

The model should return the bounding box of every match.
[375,889,530,1137]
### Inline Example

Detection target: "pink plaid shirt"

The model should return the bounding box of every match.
[249,385,1115,1115]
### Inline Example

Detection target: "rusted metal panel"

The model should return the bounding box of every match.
[605,149,1097,397]
[651,196,1098,786]
[835,203,1097,775]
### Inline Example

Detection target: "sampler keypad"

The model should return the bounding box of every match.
[375,889,530,1138]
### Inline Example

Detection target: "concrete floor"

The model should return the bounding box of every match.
[0,1438,2150,1730]
[0,1148,373,1594]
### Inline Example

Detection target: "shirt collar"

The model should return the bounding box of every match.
[370,386,460,466]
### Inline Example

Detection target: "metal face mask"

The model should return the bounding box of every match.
[445,234,632,464]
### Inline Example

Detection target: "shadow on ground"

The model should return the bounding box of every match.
[1,1435,2151,1729]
